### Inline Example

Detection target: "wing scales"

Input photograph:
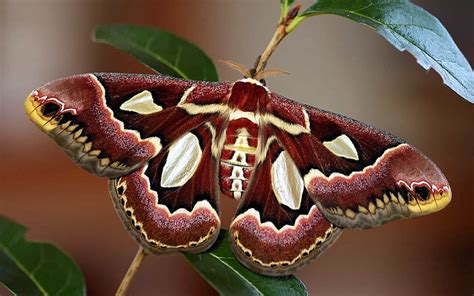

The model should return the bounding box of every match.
[268,93,451,229]
[230,127,342,275]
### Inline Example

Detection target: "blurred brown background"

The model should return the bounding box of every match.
[1,0,473,295]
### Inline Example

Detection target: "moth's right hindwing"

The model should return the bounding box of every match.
[230,127,342,276]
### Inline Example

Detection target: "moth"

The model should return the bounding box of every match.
[25,73,451,276]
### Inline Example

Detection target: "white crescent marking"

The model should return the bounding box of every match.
[271,151,304,210]
[120,90,163,114]
[161,133,202,188]
[322,134,359,161]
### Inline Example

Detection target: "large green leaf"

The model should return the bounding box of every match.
[93,24,218,81]
[183,230,307,296]
[0,216,85,295]
[294,0,474,103]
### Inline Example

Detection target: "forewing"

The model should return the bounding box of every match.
[109,120,224,253]
[230,127,342,276]
[268,93,451,229]
[25,73,230,178]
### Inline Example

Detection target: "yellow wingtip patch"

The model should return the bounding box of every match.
[407,191,452,215]
[24,95,56,132]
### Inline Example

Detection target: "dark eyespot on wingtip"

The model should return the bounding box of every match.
[414,185,430,201]
[41,102,60,116]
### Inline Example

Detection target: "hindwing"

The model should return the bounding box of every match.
[109,121,223,253]
[230,126,342,276]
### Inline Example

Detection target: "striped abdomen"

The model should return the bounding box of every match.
[219,116,259,199]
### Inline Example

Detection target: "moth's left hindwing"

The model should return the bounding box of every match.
[24,73,230,178]
[108,122,221,253]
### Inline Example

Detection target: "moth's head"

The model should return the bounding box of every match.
[24,74,101,133]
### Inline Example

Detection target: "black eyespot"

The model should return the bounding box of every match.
[126,210,132,216]
[42,103,60,116]
[415,186,430,201]
[117,186,125,196]
[244,251,251,257]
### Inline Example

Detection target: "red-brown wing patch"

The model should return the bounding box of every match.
[25,73,230,178]
[268,93,451,229]
[230,130,342,276]
[109,123,221,253]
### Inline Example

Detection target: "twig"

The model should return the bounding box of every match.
[251,4,301,78]
[115,247,148,296]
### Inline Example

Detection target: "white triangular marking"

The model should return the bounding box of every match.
[271,151,304,210]
[323,134,359,161]
[120,90,163,114]
[161,133,202,188]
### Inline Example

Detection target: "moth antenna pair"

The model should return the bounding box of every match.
[219,59,289,83]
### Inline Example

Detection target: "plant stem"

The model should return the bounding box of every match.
[251,4,301,78]
[115,247,148,296]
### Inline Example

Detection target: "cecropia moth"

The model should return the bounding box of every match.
[24,73,451,276]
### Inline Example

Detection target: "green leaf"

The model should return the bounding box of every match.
[93,24,218,82]
[295,0,474,103]
[183,230,307,296]
[0,216,85,296]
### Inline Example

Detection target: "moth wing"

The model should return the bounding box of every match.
[109,120,225,253]
[267,93,451,229]
[229,127,342,276]
[25,73,230,178]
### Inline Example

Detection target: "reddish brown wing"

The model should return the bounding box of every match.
[267,93,451,229]
[229,126,342,276]
[25,73,230,253]
[109,120,224,253]
[25,73,230,178]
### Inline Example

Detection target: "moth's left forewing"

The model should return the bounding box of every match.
[268,93,452,229]
[25,73,231,178]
